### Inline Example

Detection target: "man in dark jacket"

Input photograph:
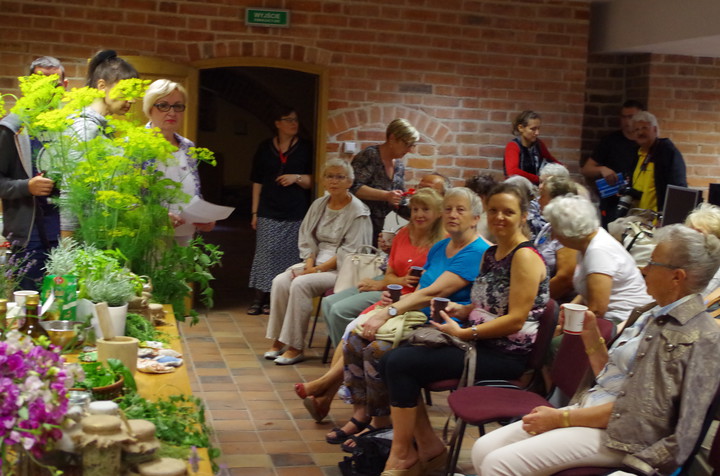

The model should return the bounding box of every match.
[0,56,67,289]
[628,110,687,213]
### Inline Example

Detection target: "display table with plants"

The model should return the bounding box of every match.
[62,306,217,475]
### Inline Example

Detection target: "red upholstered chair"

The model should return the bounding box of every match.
[444,317,615,475]
[423,298,558,406]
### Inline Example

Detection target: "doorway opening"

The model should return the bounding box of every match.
[196,67,320,309]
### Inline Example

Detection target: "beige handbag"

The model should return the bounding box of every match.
[353,308,427,348]
[334,245,385,294]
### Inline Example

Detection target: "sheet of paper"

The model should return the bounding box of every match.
[180,196,235,224]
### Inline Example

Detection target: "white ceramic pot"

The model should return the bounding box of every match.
[88,302,129,339]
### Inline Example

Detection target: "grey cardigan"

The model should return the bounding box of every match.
[297,193,372,269]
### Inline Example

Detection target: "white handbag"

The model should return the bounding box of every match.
[333,245,385,293]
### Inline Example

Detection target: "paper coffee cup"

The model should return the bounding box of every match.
[14,290,39,315]
[563,303,588,335]
[431,297,450,322]
[387,284,403,302]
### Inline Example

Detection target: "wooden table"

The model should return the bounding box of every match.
[67,306,214,475]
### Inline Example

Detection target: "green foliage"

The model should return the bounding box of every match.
[150,236,223,323]
[8,75,223,324]
[124,312,169,343]
[74,358,137,392]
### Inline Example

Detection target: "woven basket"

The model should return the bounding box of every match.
[71,376,124,401]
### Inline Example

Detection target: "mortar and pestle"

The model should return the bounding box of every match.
[95,302,138,375]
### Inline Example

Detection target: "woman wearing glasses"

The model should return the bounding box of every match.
[350,119,420,244]
[264,159,372,365]
[143,79,215,246]
[247,107,314,315]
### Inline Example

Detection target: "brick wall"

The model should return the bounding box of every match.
[0,0,591,186]
[583,52,720,195]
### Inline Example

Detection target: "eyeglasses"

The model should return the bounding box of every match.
[280,117,299,123]
[647,260,681,270]
[154,102,186,112]
[324,174,347,181]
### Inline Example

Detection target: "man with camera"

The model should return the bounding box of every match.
[581,100,644,226]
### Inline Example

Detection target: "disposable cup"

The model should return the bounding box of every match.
[431,297,450,322]
[387,284,403,302]
[409,266,424,278]
[563,303,588,335]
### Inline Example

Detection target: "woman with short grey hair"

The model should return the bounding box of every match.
[444,186,484,218]
[543,195,652,324]
[685,203,720,296]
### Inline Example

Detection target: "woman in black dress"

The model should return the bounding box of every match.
[248,107,313,315]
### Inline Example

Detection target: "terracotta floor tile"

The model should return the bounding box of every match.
[210,410,251,420]
[269,453,315,467]
[215,430,261,443]
[227,468,274,476]
[222,453,272,468]
[276,466,326,476]
[219,441,265,455]
[262,440,311,454]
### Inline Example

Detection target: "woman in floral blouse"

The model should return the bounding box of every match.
[350,119,420,244]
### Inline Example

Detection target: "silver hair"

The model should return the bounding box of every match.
[504,175,538,200]
[323,158,354,182]
[143,79,188,118]
[543,194,600,239]
[444,186,483,217]
[631,111,660,136]
[539,163,570,183]
[655,224,720,294]
[29,56,64,76]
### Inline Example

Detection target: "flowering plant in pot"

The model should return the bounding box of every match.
[5,75,222,324]
[0,330,77,475]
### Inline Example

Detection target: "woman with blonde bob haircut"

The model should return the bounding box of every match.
[144,79,214,245]
[543,195,652,324]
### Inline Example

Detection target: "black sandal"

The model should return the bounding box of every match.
[326,417,370,444]
[341,424,377,453]
[262,303,271,315]
[247,303,263,315]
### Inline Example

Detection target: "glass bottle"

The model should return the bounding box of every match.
[18,294,49,341]
[0,299,7,340]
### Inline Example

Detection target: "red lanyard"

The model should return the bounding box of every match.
[279,150,288,165]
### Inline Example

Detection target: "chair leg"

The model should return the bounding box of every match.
[322,336,332,363]
[307,296,324,348]
[424,388,433,406]
[446,420,467,476]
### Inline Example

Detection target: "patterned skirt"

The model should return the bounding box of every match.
[249,217,302,292]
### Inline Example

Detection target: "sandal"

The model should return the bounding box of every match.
[326,417,370,445]
[341,425,393,453]
[262,303,271,315]
[247,302,263,315]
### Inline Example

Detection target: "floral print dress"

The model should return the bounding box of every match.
[469,242,549,354]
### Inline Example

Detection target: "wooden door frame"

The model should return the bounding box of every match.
[191,57,328,197]
[125,56,199,142]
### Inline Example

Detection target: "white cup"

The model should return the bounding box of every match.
[562,303,588,335]
[14,290,39,315]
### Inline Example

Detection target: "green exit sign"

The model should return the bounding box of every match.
[246,8,290,27]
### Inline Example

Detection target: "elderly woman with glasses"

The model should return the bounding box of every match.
[472,225,720,475]
[264,159,372,365]
[247,107,314,315]
[350,119,420,244]
[543,195,652,325]
[143,79,215,246]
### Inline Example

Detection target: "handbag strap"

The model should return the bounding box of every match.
[355,245,381,255]
[442,344,477,445]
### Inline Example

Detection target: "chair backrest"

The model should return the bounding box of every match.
[551,317,614,399]
[522,299,558,392]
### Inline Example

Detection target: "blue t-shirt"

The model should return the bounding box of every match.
[417,236,490,316]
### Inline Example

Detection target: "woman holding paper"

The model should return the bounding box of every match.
[143,79,215,246]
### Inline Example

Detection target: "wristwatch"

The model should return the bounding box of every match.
[388,306,398,317]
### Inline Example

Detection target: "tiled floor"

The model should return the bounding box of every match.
[178,217,481,475]
[179,306,480,476]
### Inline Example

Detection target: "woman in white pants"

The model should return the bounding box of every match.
[264,159,372,365]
